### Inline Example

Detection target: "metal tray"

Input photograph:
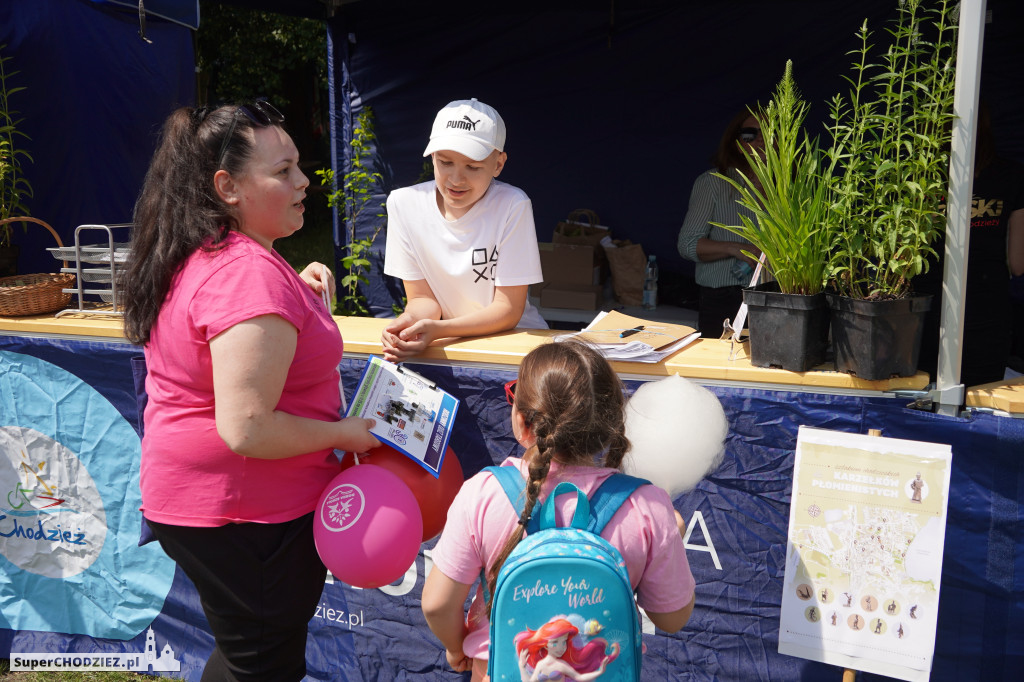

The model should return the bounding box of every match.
[47,243,131,264]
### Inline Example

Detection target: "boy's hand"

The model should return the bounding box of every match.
[382,314,437,362]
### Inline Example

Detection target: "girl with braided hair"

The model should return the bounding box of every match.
[422,340,696,681]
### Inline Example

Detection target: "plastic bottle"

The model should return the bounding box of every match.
[642,254,658,311]
[731,257,754,284]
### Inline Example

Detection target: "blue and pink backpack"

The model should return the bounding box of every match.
[484,464,650,681]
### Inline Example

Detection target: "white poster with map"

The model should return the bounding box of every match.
[346,357,459,477]
[778,426,952,682]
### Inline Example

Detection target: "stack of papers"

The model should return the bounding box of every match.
[556,310,700,363]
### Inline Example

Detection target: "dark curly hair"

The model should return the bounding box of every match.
[121,104,277,345]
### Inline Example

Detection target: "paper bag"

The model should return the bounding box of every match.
[605,241,646,306]
[554,209,610,280]
[554,209,608,247]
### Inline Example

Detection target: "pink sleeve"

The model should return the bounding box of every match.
[631,487,696,614]
[431,467,523,586]
[430,473,489,585]
[192,251,306,339]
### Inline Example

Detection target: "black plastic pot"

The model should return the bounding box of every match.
[742,283,830,372]
[826,293,932,381]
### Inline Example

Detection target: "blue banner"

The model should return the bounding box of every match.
[0,349,176,640]
[1,336,1022,681]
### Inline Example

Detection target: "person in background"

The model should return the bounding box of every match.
[121,101,379,681]
[421,340,695,681]
[382,98,547,363]
[915,101,1024,386]
[678,107,764,337]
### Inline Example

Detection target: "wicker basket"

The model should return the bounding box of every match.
[0,217,75,317]
[0,272,75,316]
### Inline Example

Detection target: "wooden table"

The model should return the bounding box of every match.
[0,311,934,395]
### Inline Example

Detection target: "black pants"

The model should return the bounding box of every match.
[147,514,327,682]
[698,285,744,338]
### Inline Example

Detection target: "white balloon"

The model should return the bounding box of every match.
[623,374,728,499]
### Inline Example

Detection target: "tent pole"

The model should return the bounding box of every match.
[934,0,987,416]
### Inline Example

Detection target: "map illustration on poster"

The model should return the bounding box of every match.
[779,426,952,682]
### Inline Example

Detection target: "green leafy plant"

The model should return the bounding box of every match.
[824,0,958,300]
[713,60,831,295]
[0,43,34,247]
[194,5,327,107]
[316,107,385,316]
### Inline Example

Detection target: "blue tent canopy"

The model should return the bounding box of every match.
[322,0,1024,317]
[88,0,201,30]
[2,0,1022,305]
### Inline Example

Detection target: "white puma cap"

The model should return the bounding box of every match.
[423,98,506,161]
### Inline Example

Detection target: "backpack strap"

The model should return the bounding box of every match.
[483,464,650,535]
[587,473,650,535]
[483,464,539,534]
[538,481,590,531]
[479,465,651,605]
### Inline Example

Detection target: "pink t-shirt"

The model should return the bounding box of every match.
[140,231,344,526]
[430,456,696,660]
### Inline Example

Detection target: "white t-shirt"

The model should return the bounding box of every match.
[384,180,547,329]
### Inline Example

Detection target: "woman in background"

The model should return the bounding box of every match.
[678,107,764,337]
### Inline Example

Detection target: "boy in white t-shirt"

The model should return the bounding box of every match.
[382,98,547,362]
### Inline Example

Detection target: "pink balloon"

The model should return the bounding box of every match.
[363,444,464,542]
[314,464,423,588]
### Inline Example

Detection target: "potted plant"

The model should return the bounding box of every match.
[0,42,34,276]
[713,60,832,372]
[822,0,957,380]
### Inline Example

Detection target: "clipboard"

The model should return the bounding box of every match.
[346,356,459,477]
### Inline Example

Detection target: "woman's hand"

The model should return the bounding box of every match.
[731,243,761,268]
[339,416,380,453]
[299,262,335,304]
[211,316,378,459]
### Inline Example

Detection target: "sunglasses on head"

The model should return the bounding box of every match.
[504,379,517,406]
[217,99,285,168]
[738,126,761,143]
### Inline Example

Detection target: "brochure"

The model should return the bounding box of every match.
[559,310,701,362]
[346,356,459,477]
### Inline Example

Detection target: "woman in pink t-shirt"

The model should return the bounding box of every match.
[122,102,378,681]
[422,341,696,681]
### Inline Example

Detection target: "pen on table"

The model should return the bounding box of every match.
[620,325,644,338]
